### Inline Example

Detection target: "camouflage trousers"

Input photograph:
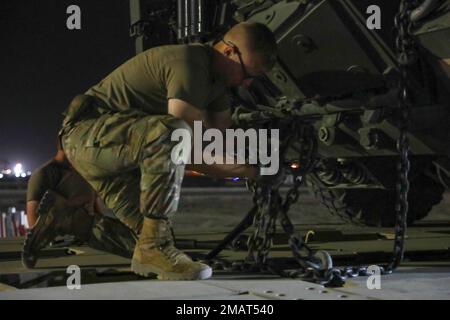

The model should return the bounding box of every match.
[61,108,189,234]
[88,214,138,258]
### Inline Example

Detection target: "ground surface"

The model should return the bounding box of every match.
[0,187,449,300]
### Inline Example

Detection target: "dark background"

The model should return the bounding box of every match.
[0,0,135,171]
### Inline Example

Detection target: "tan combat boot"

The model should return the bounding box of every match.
[131,217,212,280]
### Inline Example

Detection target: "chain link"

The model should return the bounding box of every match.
[387,0,416,271]
[205,0,417,286]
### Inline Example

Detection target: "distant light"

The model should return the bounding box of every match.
[26,171,32,176]
[290,162,300,170]
[5,169,11,175]
[14,163,23,176]
[21,210,29,229]
[20,173,27,178]
[232,177,240,181]
[0,174,3,179]
[15,173,20,178]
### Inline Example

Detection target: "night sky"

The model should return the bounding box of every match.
[0,0,135,171]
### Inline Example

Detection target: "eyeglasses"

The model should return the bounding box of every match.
[221,39,260,81]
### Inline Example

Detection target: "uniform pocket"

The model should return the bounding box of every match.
[86,110,147,148]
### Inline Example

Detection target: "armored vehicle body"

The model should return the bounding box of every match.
[130,0,450,226]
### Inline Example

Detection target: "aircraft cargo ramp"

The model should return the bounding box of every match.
[1,187,450,300]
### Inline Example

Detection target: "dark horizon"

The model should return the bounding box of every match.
[0,0,135,171]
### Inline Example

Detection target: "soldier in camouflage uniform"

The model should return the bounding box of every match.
[22,143,137,268]
[58,22,277,280]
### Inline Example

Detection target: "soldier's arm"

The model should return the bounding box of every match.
[168,99,232,131]
[26,201,39,229]
[168,98,204,128]
[204,92,233,131]
[168,98,257,179]
[204,109,233,131]
[26,168,52,228]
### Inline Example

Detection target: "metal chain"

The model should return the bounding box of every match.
[246,184,280,266]
[206,0,417,285]
[244,121,295,270]
[285,0,417,282]
[278,176,314,268]
[241,122,341,283]
[387,0,417,271]
[281,0,418,283]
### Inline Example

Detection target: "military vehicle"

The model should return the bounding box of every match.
[129,0,450,227]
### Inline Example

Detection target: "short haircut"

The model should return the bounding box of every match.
[226,22,278,72]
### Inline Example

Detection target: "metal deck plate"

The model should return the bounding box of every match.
[1,189,449,300]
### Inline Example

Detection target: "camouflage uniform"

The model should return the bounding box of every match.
[27,159,137,258]
[62,108,188,232]
[60,44,230,233]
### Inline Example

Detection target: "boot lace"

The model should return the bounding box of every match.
[160,241,189,264]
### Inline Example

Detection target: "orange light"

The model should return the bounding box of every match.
[290,162,300,169]
[186,170,204,177]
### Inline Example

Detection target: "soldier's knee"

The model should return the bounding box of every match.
[163,118,192,166]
